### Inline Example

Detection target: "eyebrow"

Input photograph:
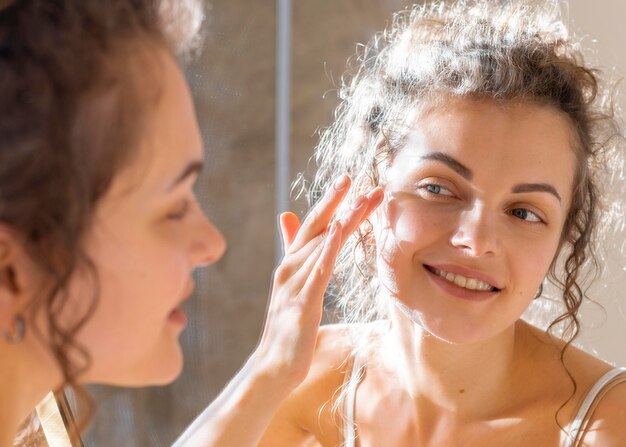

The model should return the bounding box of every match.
[512,183,561,203]
[167,160,204,192]
[421,151,562,203]
[420,152,473,180]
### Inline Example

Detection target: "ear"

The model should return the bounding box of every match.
[0,226,36,333]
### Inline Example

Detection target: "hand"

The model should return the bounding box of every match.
[252,176,383,390]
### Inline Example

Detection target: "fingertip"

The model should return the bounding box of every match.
[367,187,385,204]
[280,211,297,225]
[333,174,350,191]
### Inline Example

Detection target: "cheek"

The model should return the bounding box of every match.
[374,199,451,294]
[377,197,452,255]
[83,229,189,328]
[512,238,560,289]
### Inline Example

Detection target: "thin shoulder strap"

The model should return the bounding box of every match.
[344,353,363,447]
[566,367,626,447]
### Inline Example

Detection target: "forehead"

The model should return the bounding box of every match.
[106,44,203,200]
[391,98,578,194]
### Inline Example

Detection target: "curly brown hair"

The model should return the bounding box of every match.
[306,0,623,431]
[0,0,203,439]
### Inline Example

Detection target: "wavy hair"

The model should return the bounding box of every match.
[303,0,624,436]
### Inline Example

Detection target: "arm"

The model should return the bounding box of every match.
[172,353,297,447]
[174,177,383,447]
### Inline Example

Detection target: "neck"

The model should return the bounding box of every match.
[0,342,61,444]
[381,305,521,422]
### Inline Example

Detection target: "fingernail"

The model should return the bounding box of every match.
[333,175,349,191]
[367,188,383,202]
[352,195,366,210]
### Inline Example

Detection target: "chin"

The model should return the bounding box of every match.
[138,342,185,386]
[90,340,185,387]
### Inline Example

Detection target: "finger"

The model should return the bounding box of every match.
[288,175,350,254]
[285,220,340,299]
[284,188,383,286]
[276,232,325,284]
[285,236,326,293]
[279,212,301,253]
[298,221,343,308]
[337,187,384,246]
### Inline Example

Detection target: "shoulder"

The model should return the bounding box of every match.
[523,323,626,444]
[577,369,626,446]
[310,321,386,377]
[259,323,378,446]
[518,322,617,418]
[295,323,371,408]
[521,321,615,385]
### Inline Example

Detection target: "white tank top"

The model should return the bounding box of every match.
[343,356,626,447]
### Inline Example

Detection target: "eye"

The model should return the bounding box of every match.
[421,183,455,197]
[509,207,543,224]
[167,199,191,220]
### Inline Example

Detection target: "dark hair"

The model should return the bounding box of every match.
[310,0,623,430]
[0,0,203,439]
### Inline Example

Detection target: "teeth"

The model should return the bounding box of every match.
[453,275,466,288]
[433,268,495,292]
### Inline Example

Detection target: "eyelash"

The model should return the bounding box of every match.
[167,199,191,220]
[421,183,546,225]
[420,183,455,197]
[508,207,544,224]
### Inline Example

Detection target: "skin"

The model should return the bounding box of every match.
[0,41,385,444]
[258,99,626,447]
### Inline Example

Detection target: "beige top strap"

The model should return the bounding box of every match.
[566,367,626,447]
[344,353,363,447]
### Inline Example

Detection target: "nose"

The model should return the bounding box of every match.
[190,208,227,268]
[450,204,499,257]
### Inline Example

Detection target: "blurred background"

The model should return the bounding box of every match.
[83,1,626,444]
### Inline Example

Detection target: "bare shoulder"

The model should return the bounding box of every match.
[259,323,366,447]
[520,321,625,444]
[521,321,615,385]
[562,344,626,445]
[577,371,626,446]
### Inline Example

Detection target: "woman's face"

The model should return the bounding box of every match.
[373,98,576,344]
[67,46,226,386]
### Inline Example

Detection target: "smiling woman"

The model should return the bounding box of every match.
[256,1,626,446]
[375,98,575,343]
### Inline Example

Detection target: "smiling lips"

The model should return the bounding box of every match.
[425,265,499,292]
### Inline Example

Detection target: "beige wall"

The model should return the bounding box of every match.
[565,0,626,365]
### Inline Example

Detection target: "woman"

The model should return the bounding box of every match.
[179,2,626,446]
[247,1,626,446]
[0,0,383,444]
